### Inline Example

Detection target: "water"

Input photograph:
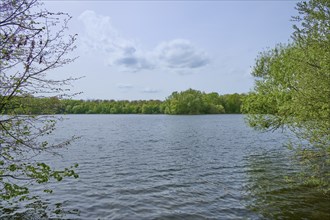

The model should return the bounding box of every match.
[1,115,329,219]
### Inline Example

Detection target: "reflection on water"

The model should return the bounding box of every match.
[244,150,330,219]
[1,115,329,219]
[0,198,80,220]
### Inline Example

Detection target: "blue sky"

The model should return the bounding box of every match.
[43,0,298,100]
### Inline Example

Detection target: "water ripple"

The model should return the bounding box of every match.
[2,115,328,220]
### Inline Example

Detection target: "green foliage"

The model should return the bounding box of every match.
[242,0,330,192]
[61,99,164,114]
[163,90,245,114]
[2,96,63,115]
[221,93,243,114]
[5,90,245,115]
[165,89,205,114]
[165,89,230,114]
[0,162,79,200]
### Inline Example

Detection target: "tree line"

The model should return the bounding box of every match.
[4,89,245,115]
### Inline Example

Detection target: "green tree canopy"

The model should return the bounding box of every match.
[242,0,330,192]
[164,89,229,114]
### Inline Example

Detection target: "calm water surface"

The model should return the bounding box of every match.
[2,115,329,219]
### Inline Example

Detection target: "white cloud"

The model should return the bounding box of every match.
[78,10,209,73]
[78,10,119,51]
[78,10,153,71]
[155,39,209,69]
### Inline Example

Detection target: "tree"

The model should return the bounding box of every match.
[164,89,231,115]
[0,0,78,202]
[242,0,330,192]
[165,89,205,114]
[221,93,243,114]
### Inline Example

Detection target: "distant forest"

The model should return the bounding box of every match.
[4,89,245,115]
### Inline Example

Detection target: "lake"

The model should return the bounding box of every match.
[2,115,329,219]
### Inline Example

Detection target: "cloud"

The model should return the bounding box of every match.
[78,10,153,71]
[155,39,209,69]
[142,87,160,93]
[116,83,133,89]
[78,11,209,73]
[78,10,119,51]
[112,50,154,71]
